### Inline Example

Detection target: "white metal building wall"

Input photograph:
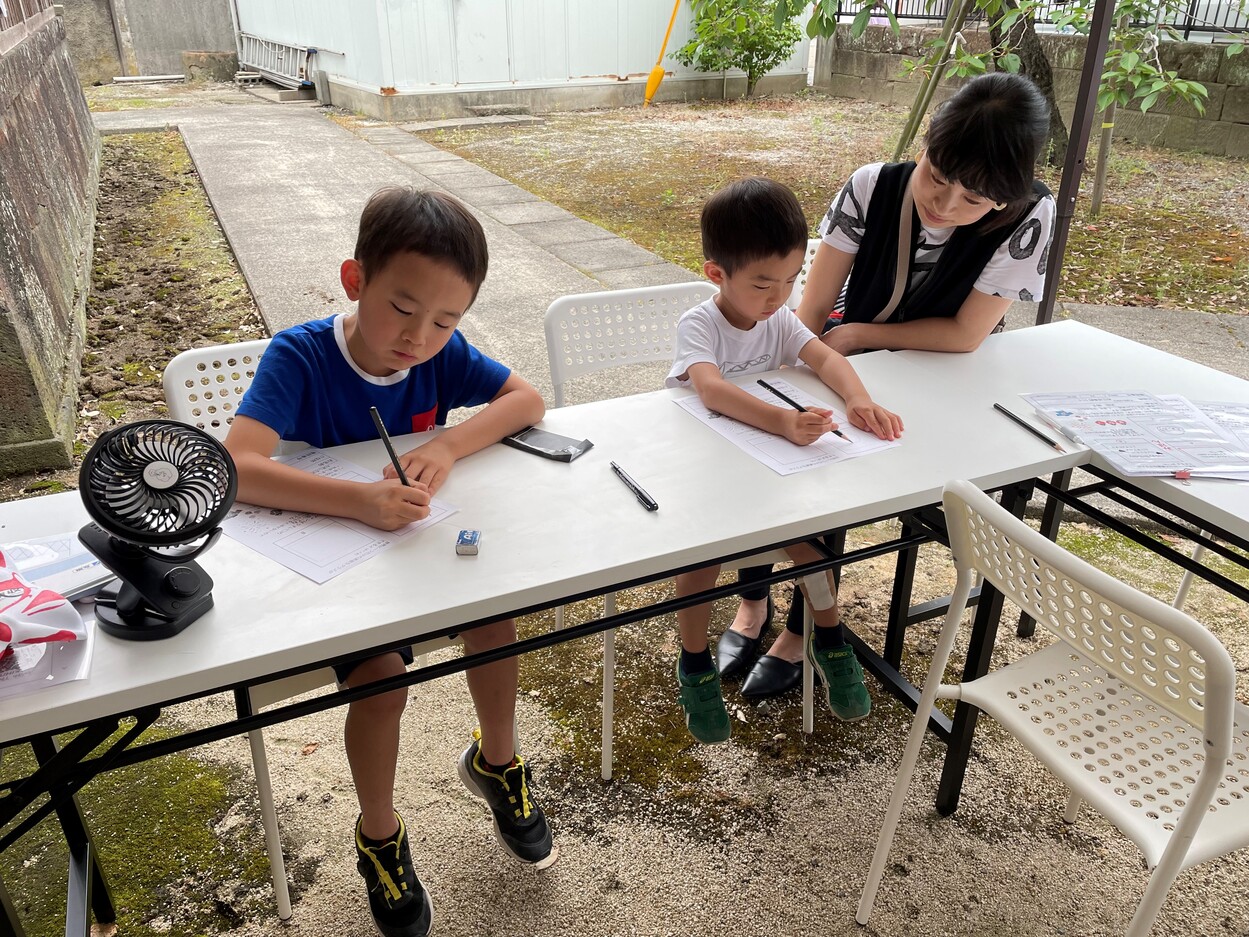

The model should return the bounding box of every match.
[233,0,810,93]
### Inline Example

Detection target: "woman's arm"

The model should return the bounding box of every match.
[822,288,1012,355]
[794,241,855,335]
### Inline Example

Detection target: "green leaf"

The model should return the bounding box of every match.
[1000,52,1022,73]
[1227,42,1244,57]
[1140,89,1160,112]
[1121,50,1139,71]
[1097,87,1116,111]
[850,6,873,38]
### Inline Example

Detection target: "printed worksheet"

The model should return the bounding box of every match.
[1174,398,1249,480]
[1021,391,1249,479]
[674,378,900,476]
[222,448,457,583]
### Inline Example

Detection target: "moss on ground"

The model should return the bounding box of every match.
[0,723,272,936]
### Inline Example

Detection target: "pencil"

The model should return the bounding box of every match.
[992,403,1066,453]
[756,379,851,442]
[369,406,413,486]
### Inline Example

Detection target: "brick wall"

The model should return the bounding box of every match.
[815,25,1249,158]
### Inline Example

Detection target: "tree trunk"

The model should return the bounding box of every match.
[999,0,1069,167]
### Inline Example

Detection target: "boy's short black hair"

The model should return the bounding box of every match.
[354,187,489,300]
[701,177,808,274]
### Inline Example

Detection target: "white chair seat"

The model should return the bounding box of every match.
[960,642,1249,871]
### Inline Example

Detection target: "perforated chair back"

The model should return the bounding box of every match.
[787,238,822,311]
[162,339,270,441]
[544,282,717,407]
[859,479,1247,937]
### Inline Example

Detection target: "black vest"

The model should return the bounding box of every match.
[843,161,1051,324]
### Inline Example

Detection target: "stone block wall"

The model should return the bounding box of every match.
[0,11,100,475]
[815,24,1249,158]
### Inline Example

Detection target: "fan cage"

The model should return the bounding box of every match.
[81,421,237,546]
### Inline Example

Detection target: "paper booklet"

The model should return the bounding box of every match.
[1020,391,1249,480]
[222,447,457,584]
[675,377,900,476]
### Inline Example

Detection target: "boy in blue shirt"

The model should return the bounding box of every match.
[226,187,553,937]
[666,177,903,744]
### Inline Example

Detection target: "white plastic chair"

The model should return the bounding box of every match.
[786,237,822,311]
[858,479,1249,936]
[163,341,450,919]
[544,283,815,781]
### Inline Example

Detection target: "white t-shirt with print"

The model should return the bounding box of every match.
[817,162,1056,303]
[665,297,817,388]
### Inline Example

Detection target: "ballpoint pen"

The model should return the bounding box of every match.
[610,461,659,512]
[369,406,413,486]
[756,379,851,442]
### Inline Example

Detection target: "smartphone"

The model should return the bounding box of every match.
[502,427,594,462]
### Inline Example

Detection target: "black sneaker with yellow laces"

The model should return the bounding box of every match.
[456,731,557,869]
[354,812,433,937]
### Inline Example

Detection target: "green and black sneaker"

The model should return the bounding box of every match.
[355,812,433,937]
[677,658,732,744]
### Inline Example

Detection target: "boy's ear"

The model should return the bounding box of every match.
[340,259,365,301]
[703,259,726,286]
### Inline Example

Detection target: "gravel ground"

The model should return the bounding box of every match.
[164,536,1249,937]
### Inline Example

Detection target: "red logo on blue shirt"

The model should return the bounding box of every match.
[411,407,437,433]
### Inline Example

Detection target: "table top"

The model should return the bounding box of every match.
[1,321,1243,743]
[895,319,1249,542]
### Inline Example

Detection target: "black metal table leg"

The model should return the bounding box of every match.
[884,516,921,668]
[28,738,116,933]
[1019,468,1071,638]
[936,481,1033,816]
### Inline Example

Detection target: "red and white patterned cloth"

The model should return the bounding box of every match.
[0,549,85,661]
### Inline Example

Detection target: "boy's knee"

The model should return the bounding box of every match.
[345,653,409,719]
[461,618,516,654]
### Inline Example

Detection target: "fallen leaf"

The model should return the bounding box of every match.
[301,742,319,756]
[1211,256,1233,262]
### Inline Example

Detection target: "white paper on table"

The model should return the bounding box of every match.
[674,377,900,476]
[0,612,94,700]
[1,532,114,601]
[221,448,457,583]
[1183,399,1249,451]
[1021,391,1249,479]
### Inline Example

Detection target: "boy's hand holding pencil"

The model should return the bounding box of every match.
[357,478,432,531]
[383,439,456,495]
[779,407,836,446]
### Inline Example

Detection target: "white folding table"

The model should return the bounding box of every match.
[2,323,1245,934]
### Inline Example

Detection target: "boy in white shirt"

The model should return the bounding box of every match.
[666,177,903,743]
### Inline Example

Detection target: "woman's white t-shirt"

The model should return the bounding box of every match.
[817,162,1056,303]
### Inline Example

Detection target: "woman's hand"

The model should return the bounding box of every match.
[844,395,903,440]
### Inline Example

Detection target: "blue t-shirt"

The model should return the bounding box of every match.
[237,315,510,448]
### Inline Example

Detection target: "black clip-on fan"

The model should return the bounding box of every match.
[78,420,237,640]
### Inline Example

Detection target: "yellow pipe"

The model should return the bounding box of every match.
[644,0,682,107]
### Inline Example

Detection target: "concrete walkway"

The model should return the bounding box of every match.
[93,102,1249,405]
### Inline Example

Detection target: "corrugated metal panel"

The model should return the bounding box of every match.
[233,0,811,92]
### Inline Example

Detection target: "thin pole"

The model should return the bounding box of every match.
[1036,0,1119,324]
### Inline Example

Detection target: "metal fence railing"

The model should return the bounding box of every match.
[0,0,54,37]
[838,0,1249,38]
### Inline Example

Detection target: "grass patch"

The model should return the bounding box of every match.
[418,93,1247,315]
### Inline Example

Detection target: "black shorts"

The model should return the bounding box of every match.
[332,644,415,685]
